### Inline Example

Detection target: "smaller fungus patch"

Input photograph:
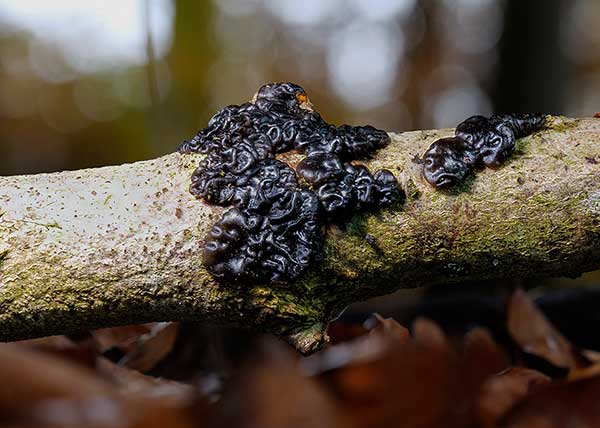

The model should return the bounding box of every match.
[422,114,547,188]
[180,82,403,284]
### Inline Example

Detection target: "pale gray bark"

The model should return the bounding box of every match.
[0,116,598,354]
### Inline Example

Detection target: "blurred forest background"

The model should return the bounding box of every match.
[3,4,600,427]
[3,0,600,174]
[0,0,598,299]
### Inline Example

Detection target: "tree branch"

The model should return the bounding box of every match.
[1,116,598,354]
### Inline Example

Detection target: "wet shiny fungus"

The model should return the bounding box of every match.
[422,113,546,188]
[180,82,403,284]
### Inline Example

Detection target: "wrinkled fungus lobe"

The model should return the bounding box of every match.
[422,114,546,188]
[180,82,403,284]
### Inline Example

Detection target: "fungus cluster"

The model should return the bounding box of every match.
[180,82,403,284]
[422,113,546,188]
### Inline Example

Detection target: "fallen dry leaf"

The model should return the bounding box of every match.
[89,323,179,373]
[16,335,97,369]
[0,343,114,417]
[477,367,551,428]
[500,375,600,428]
[210,339,349,428]
[0,344,206,428]
[459,327,511,421]
[2,395,205,428]
[91,324,156,354]
[366,313,411,345]
[311,318,507,428]
[118,323,180,372]
[507,289,584,370]
[96,356,196,405]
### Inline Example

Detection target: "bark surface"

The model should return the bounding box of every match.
[0,116,598,353]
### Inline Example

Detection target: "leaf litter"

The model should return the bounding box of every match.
[2,288,600,427]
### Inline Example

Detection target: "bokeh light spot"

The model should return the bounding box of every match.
[327,22,403,110]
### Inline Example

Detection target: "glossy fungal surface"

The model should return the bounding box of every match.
[180,82,403,284]
[423,114,546,188]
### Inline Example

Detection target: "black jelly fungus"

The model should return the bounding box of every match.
[423,113,546,188]
[181,82,404,284]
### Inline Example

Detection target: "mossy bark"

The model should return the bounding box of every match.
[0,116,599,354]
